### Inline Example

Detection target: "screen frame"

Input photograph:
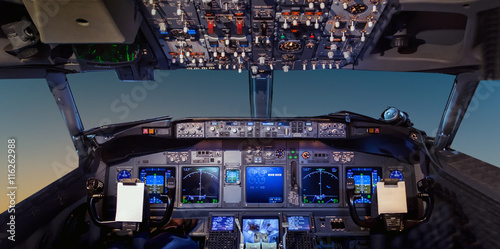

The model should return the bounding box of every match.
[178,165,222,208]
[243,165,286,208]
[300,165,342,208]
[138,166,176,206]
[345,166,382,207]
[241,216,281,244]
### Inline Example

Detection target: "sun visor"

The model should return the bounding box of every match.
[22,0,142,44]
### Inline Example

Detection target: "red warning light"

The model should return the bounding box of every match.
[142,128,148,134]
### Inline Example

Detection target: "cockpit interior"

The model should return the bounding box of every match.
[1,0,499,248]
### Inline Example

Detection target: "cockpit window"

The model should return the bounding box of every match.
[0,78,78,212]
[452,80,500,167]
[68,70,250,129]
[273,70,454,136]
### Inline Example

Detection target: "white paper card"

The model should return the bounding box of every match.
[377,181,408,215]
[115,182,144,222]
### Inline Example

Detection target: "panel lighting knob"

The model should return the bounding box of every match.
[159,22,167,33]
[307,127,313,132]
[328,51,334,59]
[259,57,266,65]
[309,2,314,9]
[210,126,216,131]
[320,2,325,9]
[251,66,258,74]
[266,127,271,131]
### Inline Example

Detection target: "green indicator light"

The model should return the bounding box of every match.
[291,150,295,154]
[360,173,363,176]
[281,34,285,39]
[294,156,298,159]
[289,156,292,159]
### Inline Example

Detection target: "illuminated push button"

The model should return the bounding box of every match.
[237,19,243,34]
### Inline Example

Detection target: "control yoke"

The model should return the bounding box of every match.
[346,177,434,232]
[86,177,176,232]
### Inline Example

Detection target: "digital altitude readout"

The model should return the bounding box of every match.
[246,167,284,203]
[346,167,382,204]
[302,167,339,204]
[182,167,219,204]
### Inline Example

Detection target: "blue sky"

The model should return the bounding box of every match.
[1,70,499,210]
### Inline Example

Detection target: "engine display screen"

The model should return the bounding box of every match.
[139,167,175,204]
[211,216,234,231]
[182,167,220,204]
[225,169,240,184]
[246,167,284,203]
[302,167,339,204]
[242,218,279,243]
[287,216,310,231]
[346,167,382,204]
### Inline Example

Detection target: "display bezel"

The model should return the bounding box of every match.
[300,166,342,207]
[345,167,382,206]
[138,166,176,205]
[179,165,222,208]
[241,216,281,244]
[243,165,286,208]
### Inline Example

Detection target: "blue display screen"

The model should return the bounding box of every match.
[139,167,175,204]
[246,167,283,203]
[262,122,274,126]
[226,169,240,183]
[287,216,310,231]
[242,218,279,243]
[346,167,382,204]
[278,122,289,126]
[211,216,234,231]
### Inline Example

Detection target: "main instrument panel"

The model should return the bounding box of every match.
[103,117,420,248]
[140,0,388,72]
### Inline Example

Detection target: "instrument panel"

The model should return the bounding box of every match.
[140,0,389,71]
[104,137,417,248]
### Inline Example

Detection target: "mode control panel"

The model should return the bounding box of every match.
[175,120,347,139]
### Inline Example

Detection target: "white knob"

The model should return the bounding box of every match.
[342,32,346,41]
[185,51,190,57]
[259,57,265,65]
[199,58,203,63]
[309,2,314,9]
[328,51,334,59]
[221,51,225,57]
[151,8,156,16]
[247,126,253,131]
[312,64,316,70]
[343,2,348,9]
[183,26,188,33]
[232,128,237,133]
[306,20,311,26]
[241,51,246,58]
[177,8,182,16]
[322,64,326,69]
[292,20,298,26]
[283,19,288,29]
[331,44,337,50]
[225,39,230,45]
[213,51,217,57]
[368,21,374,28]
[343,51,351,60]
[335,20,340,28]
[234,52,238,57]
[159,22,166,33]
[238,67,242,73]
[303,64,306,70]
[330,33,334,42]
[210,126,215,131]
[320,2,325,9]
[315,19,319,29]
[251,66,258,74]
[179,57,184,63]
[283,65,289,72]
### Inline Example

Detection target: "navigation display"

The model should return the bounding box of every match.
[302,166,340,204]
[139,167,175,204]
[246,167,284,203]
[346,167,382,204]
[287,216,310,231]
[211,216,234,231]
[182,167,220,204]
[242,218,279,243]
